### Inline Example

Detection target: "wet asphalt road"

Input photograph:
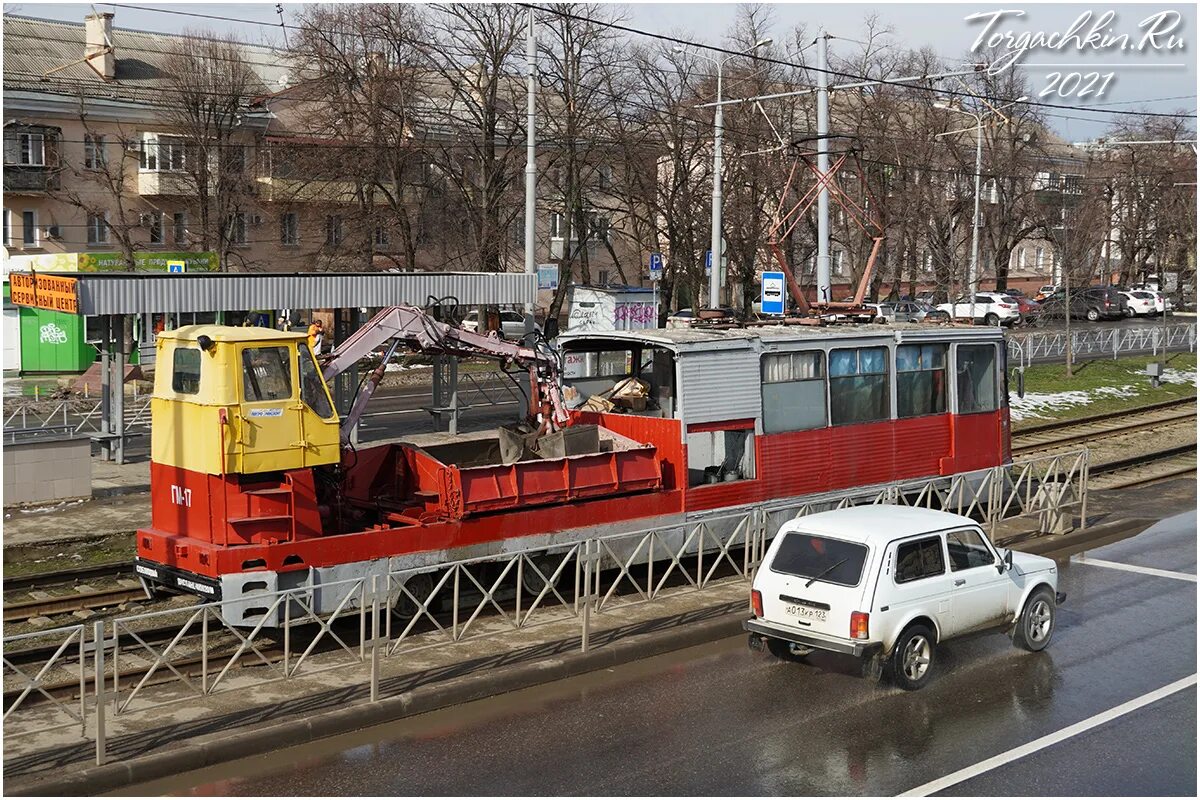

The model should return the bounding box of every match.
[129,510,1196,797]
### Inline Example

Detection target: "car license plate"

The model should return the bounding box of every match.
[785,604,826,622]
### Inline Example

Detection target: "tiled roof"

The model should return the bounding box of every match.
[2,14,291,106]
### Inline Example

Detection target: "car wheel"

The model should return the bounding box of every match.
[1013,587,1056,652]
[984,313,1000,326]
[1124,307,1135,318]
[889,624,936,690]
[1086,308,1100,322]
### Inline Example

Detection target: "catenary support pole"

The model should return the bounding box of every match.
[524,7,538,340]
[709,58,724,309]
[969,121,983,323]
[815,32,831,305]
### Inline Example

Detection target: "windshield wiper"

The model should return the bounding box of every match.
[805,557,849,588]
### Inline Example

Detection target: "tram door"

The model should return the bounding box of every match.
[951,342,1003,472]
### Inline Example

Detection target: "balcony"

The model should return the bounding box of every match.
[137,170,195,197]
[3,167,60,194]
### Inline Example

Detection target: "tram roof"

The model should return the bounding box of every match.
[559,322,1005,352]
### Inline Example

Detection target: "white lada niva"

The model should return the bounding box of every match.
[745,506,1065,690]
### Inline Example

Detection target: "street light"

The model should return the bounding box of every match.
[933,96,1024,324]
[675,38,773,310]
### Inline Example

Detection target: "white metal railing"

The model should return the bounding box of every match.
[2,395,153,434]
[1007,323,1196,368]
[1,450,1086,770]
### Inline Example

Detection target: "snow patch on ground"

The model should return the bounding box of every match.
[1010,385,1142,421]
[1010,363,1195,421]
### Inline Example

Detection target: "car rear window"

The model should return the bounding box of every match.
[770,533,869,587]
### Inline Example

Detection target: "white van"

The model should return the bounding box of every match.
[745,505,1063,690]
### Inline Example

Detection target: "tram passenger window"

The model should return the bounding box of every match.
[829,346,888,425]
[298,344,334,418]
[957,344,997,414]
[896,344,947,418]
[687,427,755,486]
[172,347,201,394]
[761,351,826,433]
[241,346,292,402]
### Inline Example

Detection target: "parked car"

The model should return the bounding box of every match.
[1002,287,1027,299]
[1144,290,1175,315]
[1013,296,1041,323]
[877,301,950,323]
[1035,287,1124,323]
[936,292,1021,326]
[745,506,1063,690]
[461,309,530,339]
[1034,284,1058,301]
[1119,290,1157,318]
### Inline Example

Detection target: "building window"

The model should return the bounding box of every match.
[590,214,610,244]
[686,424,755,487]
[549,212,564,240]
[281,212,299,245]
[325,215,343,246]
[22,210,38,247]
[86,212,108,245]
[761,351,827,433]
[3,209,11,246]
[1017,248,1027,270]
[598,164,613,190]
[829,346,888,425]
[18,133,45,166]
[228,212,248,246]
[831,249,844,275]
[148,211,164,245]
[896,343,947,418]
[140,134,185,171]
[173,212,188,245]
[84,133,106,169]
[374,224,390,249]
[1035,246,1044,269]
[956,344,997,414]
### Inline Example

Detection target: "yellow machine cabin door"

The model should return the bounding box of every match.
[236,343,303,475]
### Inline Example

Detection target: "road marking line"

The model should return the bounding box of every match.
[1075,557,1197,583]
[898,673,1198,797]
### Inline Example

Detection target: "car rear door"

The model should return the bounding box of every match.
[945,527,1011,633]
[883,534,955,638]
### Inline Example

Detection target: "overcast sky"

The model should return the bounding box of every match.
[13,2,1197,140]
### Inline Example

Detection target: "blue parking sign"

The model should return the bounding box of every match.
[649,252,663,280]
[705,250,712,277]
[761,271,786,315]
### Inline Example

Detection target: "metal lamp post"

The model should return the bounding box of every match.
[934,102,984,323]
[675,38,772,310]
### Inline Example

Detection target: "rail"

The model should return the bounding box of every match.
[1007,322,1196,368]
[2,451,1087,770]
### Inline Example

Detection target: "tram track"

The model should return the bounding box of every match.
[1087,444,1198,491]
[1011,397,1197,457]
[3,586,149,624]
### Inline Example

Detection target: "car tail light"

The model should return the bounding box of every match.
[751,589,764,618]
[850,611,869,640]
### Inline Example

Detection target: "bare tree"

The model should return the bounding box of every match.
[160,32,261,271]
[418,4,526,273]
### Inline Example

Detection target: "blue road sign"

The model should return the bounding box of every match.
[649,252,664,280]
[167,260,186,273]
[705,250,712,277]
[761,271,786,315]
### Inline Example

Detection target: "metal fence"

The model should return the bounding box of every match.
[2,449,1087,769]
[1007,323,1196,368]
[2,395,152,434]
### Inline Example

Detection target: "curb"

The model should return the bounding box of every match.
[1004,517,1156,559]
[7,607,747,796]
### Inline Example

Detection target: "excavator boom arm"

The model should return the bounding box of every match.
[320,306,568,444]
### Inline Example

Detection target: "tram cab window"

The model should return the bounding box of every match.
[829,346,889,425]
[172,347,201,394]
[687,425,755,486]
[896,344,947,418]
[561,343,674,417]
[298,344,334,418]
[241,346,293,402]
[956,344,998,414]
[762,351,826,433]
